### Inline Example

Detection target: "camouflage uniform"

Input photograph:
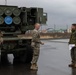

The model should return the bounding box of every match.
[31,29,41,64]
[0,32,3,62]
[69,30,76,64]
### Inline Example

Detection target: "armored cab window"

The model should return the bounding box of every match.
[27,8,37,25]
[31,8,37,16]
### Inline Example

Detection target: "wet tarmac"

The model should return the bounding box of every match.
[0,39,76,75]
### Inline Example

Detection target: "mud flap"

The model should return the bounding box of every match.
[0,49,1,63]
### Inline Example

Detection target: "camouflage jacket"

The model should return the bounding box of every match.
[69,31,76,45]
[31,29,41,43]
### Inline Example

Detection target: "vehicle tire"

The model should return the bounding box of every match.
[13,45,33,64]
[1,52,8,64]
[26,45,33,63]
[13,52,20,64]
[0,50,1,64]
[19,50,27,63]
[13,50,27,64]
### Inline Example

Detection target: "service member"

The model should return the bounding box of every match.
[31,23,44,70]
[0,31,3,62]
[69,24,76,68]
[0,31,3,44]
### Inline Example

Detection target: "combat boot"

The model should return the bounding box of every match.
[73,64,76,68]
[30,63,38,70]
[35,63,38,69]
[69,63,74,67]
[30,64,35,69]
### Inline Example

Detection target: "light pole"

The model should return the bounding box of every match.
[5,0,7,5]
[66,25,68,29]
[54,24,56,31]
[40,24,43,33]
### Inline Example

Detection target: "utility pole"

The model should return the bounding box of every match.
[66,25,68,29]
[54,24,56,31]
[41,24,42,33]
[5,0,7,5]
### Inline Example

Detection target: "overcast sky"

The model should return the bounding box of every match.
[0,0,76,29]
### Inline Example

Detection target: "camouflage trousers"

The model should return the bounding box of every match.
[31,45,40,64]
[71,47,76,63]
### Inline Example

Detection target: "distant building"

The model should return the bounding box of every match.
[67,29,71,33]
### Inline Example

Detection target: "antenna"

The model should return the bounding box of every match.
[5,0,7,5]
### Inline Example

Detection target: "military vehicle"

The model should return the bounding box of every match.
[0,5,47,64]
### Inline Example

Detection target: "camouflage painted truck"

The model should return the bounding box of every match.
[0,5,47,63]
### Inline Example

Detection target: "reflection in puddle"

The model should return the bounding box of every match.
[0,54,38,75]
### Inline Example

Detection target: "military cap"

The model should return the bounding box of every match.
[72,23,76,26]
